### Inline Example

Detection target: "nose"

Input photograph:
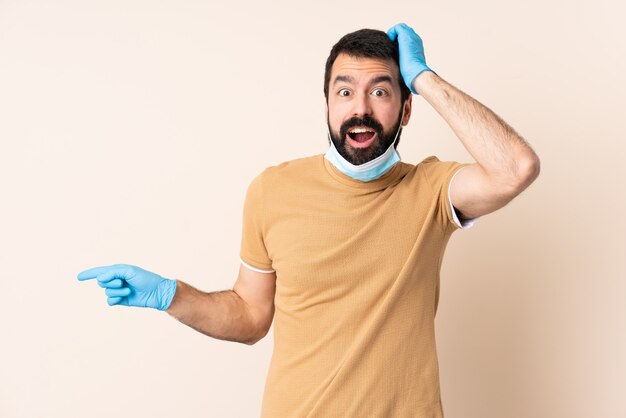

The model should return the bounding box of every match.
[351,92,373,118]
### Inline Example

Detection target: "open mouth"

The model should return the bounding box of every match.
[347,127,376,143]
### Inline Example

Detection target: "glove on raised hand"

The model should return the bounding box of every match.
[387,22,436,95]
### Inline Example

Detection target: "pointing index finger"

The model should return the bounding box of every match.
[77,264,130,281]
[77,266,112,281]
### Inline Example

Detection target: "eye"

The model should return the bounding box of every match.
[372,88,387,97]
[338,88,351,97]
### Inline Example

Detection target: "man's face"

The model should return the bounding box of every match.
[326,53,411,165]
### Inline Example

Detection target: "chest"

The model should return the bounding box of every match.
[263,185,436,300]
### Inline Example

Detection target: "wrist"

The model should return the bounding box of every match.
[166,279,191,315]
[411,69,437,95]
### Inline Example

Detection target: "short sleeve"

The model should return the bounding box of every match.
[420,156,479,231]
[448,166,479,230]
[239,173,275,273]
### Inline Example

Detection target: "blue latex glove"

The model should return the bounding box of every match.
[77,264,177,311]
[387,23,436,95]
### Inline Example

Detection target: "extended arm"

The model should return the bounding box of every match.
[166,283,259,345]
[77,263,276,345]
[167,264,276,345]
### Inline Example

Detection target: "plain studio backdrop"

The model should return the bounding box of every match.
[1,0,624,417]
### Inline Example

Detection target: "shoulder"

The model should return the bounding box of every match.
[416,155,466,182]
[395,155,445,181]
[253,154,323,185]
[417,155,445,169]
[244,154,324,200]
[397,155,444,174]
[393,155,467,194]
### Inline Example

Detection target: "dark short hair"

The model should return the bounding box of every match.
[323,28,411,104]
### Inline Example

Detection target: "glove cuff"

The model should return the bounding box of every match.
[157,278,178,311]
[408,66,436,95]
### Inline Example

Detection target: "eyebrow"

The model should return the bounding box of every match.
[333,74,394,87]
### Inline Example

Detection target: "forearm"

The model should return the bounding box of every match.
[166,280,258,345]
[413,71,539,185]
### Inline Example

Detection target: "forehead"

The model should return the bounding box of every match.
[331,53,399,84]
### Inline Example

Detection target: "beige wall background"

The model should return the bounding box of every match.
[1,0,624,417]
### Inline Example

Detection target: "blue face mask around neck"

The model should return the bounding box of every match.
[324,107,404,182]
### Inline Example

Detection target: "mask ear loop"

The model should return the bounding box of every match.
[375,103,405,161]
[392,104,405,150]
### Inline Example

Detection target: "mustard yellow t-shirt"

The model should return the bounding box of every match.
[240,153,470,418]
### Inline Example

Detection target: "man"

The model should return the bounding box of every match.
[78,23,540,417]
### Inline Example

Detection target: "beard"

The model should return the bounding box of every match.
[327,109,404,166]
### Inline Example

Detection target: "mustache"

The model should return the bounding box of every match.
[339,116,384,139]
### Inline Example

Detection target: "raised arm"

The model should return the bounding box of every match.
[388,22,540,220]
[414,71,540,219]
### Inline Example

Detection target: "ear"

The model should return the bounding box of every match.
[401,95,412,126]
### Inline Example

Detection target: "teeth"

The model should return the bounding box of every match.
[349,128,374,134]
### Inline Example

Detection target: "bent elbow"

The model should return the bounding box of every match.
[245,335,265,346]
[246,326,271,346]
[526,154,541,183]
[514,152,540,191]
